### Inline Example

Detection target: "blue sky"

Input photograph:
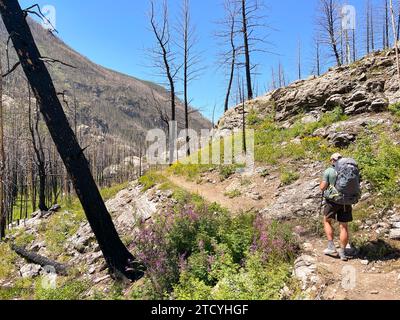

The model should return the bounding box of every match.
[19,0,377,121]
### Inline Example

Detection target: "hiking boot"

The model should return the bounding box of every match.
[345,244,357,257]
[323,242,337,256]
[338,248,348,261]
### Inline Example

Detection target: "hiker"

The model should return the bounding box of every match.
[320,153,361,261]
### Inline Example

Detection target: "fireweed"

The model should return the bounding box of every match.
[133,200,298,299]
[251,214,299,263]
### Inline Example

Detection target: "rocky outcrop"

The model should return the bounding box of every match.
[260,163,324,220]
[216,49,400,135]
[313,113,393,147]
[293,255,320,291]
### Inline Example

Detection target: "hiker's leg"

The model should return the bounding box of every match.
[339,223,349,248]
[324,216,334,241]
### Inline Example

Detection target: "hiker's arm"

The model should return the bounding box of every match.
[320,170,329,191]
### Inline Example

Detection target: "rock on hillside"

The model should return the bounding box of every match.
[216,49,400,135]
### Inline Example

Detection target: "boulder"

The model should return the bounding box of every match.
[389,229,400,240]
[20,264,41,278]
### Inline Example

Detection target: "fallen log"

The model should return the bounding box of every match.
[11,244,68,276]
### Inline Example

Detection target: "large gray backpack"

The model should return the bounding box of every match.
[332,158,361,205]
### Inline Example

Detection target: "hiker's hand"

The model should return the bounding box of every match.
[320,181,328,191]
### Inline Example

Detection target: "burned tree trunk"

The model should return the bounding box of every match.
[28,88,48,212]
[0,0,142,280]
[241,0,253,100]
[0,57,5,239]
[11,244,68,276]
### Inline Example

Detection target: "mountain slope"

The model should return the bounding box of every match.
[0,18,211,148]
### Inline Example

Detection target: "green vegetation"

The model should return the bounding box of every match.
[168,163,214,181]
[348,130,400,205]
[224,189,242,198]
[352,237,399,261]
[131,179,299,300]
[389,102,400,117]
[252,107,345,164]
[280,167,300,186]
[218,164,238,180]
[0,243,17,280]
[34,278,89,300]
[0,278,34,300]
[138,171,167,190]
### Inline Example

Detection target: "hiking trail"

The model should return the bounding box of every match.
[165,172,400,300]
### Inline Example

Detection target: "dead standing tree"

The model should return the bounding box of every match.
[317,0,342,66]
[216,0,240,113]
[0,0,143,280]
[390,0,400,80]
[177,0,201,157]
[149,0,179,164]
[0,57,5,239]
[28,86,48,212]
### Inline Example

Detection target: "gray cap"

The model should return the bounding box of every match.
[330,153,343,161]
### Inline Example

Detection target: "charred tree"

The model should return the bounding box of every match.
[28,87,48,212]
[0,57,5,239]
[0,0,143,280]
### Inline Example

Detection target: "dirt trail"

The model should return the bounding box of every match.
[166,173,400,300]
[306,239,400,300]
[167,173,278,214]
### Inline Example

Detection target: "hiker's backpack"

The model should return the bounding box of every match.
[330,158,361,205]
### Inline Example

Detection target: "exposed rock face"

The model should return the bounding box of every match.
[293,255,319,291]
[216,49,400,135]
[66,183,160,257]
[20,264,41,278]
[261,163,324,220]
[313,113,392,147]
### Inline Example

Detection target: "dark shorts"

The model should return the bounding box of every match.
[324,201,353,223]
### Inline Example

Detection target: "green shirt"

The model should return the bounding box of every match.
[323,166,337,187]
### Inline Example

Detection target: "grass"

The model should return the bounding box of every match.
[280,167,300,186]
[224,189,242,199]
[389,102,400,117]
[138,171,168,190]
[0,243,17,280]
[34,278,89,300]
[346,130,400,205]
[252,107,345,165]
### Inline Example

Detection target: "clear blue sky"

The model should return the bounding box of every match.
[19,0,375,121]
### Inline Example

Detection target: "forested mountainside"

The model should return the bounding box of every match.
[0,18,211,144]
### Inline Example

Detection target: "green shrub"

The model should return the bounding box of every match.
[218,165,238,180]
[351,132,400,200]
[0,243,17,280]
[224,189,241,198]
[280,168,300,186]
[35,278,89,300]
[14,232,36,248]
[44,212,81,256]
[389,102,400,117]
[0,278,34,300]
[138,171,166,191]
[211,253,292,300]
[100,182,129,201]
[133,187,298,300]
[247,109,262,126]
[254,107,345,164]
[173,272,212,300]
